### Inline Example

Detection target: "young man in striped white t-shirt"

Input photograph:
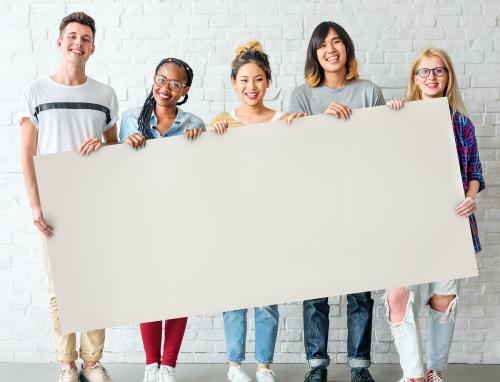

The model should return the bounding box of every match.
[19,12,118,382]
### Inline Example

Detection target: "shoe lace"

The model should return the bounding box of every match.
[145,365,158,379]
[258,368,276,381]
[85,362,112,381]
[353,367,372,379]
[60,368,77,381]
[427,370,443,382]
[304,366,326,382]
[160,366,176,377]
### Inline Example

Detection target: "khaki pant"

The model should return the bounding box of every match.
[42,238,105,362]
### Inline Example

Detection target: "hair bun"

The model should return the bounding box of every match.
[235,40,264,56]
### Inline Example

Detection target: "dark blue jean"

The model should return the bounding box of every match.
[303,292,374,368]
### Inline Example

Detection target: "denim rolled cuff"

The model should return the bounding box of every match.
[255,356,273,365]
[308,358,330,368]
[348,357,371,368]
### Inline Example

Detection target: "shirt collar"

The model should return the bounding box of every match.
[150,108,187,128]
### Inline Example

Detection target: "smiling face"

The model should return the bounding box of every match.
[57,22,95,65]
[414,55,449,99]
[316,28,347,77]
[153,63,189,108]
[232,62,269,107]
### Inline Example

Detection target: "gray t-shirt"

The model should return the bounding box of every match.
[288,79,385,115]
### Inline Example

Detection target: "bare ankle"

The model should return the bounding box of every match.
[83,361,96,369]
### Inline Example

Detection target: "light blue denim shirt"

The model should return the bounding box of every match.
[119,107,205,142]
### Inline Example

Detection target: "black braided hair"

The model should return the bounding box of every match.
[137,57,194,140]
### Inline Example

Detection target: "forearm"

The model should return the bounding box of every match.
[20,118,41,210]
[466,180,480,199]
[103,125,118,145]
[21,152,41,210]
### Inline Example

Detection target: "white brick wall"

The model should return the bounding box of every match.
[0,0,499,364]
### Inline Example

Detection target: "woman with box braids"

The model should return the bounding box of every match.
[120,57,203,147]
[118,57,204,382]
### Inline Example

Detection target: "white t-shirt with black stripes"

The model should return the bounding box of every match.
[19,76,119,155]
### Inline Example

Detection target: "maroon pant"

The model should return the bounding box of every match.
[140,317,188,367]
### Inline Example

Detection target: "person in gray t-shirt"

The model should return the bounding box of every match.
[289,31,385,117]
[290,21,383,382]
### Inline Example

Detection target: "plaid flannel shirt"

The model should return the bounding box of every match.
[452,112,485,254]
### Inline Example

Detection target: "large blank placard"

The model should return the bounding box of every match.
[35,98,477,333]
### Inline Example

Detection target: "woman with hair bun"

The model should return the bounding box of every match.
[289,21,385,382]
[211,41,303,382]
[210,40,303,134]
[119,57,205,382]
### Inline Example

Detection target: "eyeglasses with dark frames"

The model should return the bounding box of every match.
[153,75,187,91]
[415,67,448,78]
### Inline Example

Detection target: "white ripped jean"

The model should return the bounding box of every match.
[383,279,460,379]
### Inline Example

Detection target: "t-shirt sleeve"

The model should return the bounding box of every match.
[19,85,38,128]
[288,87,309,114]
[105,89,119,131]
[373,84,386,106]
[184,114,206,131]
[209,112,231,127]
[119,110,140,143]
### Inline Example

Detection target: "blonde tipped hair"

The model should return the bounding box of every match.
[235,40,264,56]
[304,21,359,88]
[305,57,359,88]
[231,40,271,81]
[407,48,467,116]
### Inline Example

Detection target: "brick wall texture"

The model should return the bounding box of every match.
[0,0,499,364]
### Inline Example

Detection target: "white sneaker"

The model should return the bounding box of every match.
[57,365,78,382]
[228,366,252,382]
[142,364,159,382]
[256,368,276,382]
[79,362,112,382]
[158,365,176,382]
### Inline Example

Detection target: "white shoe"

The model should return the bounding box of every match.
[158,365,176,382]
[256,368,276,382]
[228,366,252,382]
[57,365,78,382]
[79,362,112,382]
[142,364,159,382]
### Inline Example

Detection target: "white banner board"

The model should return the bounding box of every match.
[34,98,477,334]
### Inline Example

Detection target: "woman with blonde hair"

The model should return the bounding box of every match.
[386,48,485,382]
[211,40,303,382]
[289,21,385,382]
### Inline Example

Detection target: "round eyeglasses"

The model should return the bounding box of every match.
[415,67,448,78]
[153,75,187,91]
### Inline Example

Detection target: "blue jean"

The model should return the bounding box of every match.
[223,305,279,364]
[303,292,374,368]
[384,280,460,379]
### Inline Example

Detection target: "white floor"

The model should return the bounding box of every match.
[1,363,499,382]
